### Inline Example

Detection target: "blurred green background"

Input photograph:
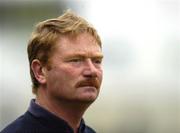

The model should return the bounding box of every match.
[0,0,179,133]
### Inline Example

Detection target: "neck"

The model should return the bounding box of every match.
[36,88,90,133]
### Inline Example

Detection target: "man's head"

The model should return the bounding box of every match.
[27,10,103,103]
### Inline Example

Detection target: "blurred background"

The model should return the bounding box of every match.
[0,0,179,133]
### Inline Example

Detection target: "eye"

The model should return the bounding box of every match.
[69,58,82,62]
[93,59,102,64]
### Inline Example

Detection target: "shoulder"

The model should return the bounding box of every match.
[1,114,26,133]
[0,111,43,133]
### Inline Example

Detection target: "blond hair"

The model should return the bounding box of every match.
[27,10,101,94]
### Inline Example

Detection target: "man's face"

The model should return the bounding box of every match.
[44,33,103,104]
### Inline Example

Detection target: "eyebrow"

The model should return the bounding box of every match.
[66,52,104,59]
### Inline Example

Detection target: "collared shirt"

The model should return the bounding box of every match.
[1,99,96,133]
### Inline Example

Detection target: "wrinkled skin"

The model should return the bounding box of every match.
[43,33,103,104]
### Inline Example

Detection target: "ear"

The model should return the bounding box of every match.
[31,59,47,85]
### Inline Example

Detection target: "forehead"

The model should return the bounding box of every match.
[55,33,102,57]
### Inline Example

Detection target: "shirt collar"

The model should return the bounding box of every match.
[28,99,86,132]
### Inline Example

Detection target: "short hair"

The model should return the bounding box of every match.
[27,10,102,94]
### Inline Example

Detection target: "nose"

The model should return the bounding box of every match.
[83,59,98,78]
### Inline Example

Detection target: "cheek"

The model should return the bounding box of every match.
[46,70,71,93]
[62,65,81,77]
[65,68,77,76]
[98,68,103,78]
[55,67,80,87]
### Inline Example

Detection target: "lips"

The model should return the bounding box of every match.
[75,79,100,89]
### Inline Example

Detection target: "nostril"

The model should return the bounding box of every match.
[83,69,97,78]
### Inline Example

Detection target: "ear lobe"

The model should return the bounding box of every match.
[31,59,47,85]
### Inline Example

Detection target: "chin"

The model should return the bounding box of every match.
[77,92,99,103]
[77,99,96,104]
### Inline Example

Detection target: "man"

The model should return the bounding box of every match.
[1,10,103,133]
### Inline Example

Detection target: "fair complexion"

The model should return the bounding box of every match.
[31,33,103,133]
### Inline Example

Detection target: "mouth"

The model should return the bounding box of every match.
[78,86,97,93]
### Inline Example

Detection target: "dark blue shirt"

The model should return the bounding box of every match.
[1,99,96,133]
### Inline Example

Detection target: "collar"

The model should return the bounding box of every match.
[28,99,86,132]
